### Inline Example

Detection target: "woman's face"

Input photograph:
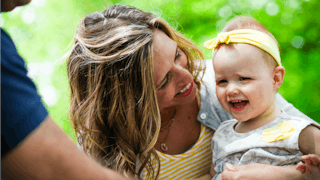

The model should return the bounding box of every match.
[152,29,197,112]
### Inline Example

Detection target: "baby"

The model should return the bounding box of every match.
[203,16,320,180]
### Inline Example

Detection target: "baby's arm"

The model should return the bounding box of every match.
[299,125,320,156]
[297,125,320,177]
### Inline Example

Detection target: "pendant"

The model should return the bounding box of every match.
[160,143,168,152]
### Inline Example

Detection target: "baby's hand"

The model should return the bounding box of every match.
[296,154,320,180]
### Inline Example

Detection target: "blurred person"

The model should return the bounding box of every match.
[65,5,319,180]
[1,0,130,179]
[200,16,320,180]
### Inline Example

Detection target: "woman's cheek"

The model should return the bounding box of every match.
[156,91,173,109]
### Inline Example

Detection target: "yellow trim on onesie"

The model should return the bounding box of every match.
[204,29,281,66]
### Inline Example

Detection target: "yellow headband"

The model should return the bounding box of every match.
[204,29,281,66]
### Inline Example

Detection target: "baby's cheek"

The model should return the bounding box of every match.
[216,88,226,105]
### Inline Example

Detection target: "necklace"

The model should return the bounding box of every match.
[160,108,177,152]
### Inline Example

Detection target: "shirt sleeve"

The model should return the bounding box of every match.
[1,29,48,156]
[275,93,314,122]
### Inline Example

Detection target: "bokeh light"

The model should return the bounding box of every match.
[31,0,47,7]
[288,0,301,9]
[281,13,293,25]
[265,2,280,16]
[249,0,268,10]
[292,36,304,48]
[218,5,232,19]
[21,8,36,24]
[40,85,58,107]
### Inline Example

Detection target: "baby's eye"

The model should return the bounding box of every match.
[239,77,250,81]
[217,79,227,84]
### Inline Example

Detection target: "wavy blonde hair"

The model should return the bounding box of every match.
[66,5,205,179]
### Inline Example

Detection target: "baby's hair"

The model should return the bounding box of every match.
[221,16,280,68]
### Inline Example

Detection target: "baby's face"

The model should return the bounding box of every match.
[212,43,276,122]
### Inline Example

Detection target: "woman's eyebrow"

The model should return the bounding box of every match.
[157,46,178,89]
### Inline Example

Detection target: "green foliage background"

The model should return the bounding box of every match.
[2,0,319,141]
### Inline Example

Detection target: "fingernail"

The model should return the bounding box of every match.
[297,164,306,171]
[307,157,313,162]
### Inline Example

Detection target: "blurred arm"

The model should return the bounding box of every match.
[1,116,129,180]
[221,163,302,180]
[275,93,316,122]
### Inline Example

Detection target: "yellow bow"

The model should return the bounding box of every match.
[204,29,281,66]
[204,32,231,49]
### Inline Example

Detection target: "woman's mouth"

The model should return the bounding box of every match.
[175,82,193,98]
[229,100,248,111]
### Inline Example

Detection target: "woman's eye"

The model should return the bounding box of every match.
[160,74,170,89]
[175,49,181,59]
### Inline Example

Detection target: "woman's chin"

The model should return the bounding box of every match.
[175,84,197,106]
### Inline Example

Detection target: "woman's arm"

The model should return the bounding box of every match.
[191,163,216,180]
[275,93,316,122]
[221,163,303,180]
[221,161,320,180]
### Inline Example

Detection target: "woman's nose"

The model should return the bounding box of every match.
[226,83,240,96]
[173,65,190,86]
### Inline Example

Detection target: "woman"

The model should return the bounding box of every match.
[66,5,318,180]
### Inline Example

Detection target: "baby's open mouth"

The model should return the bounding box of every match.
[230,100,248,109]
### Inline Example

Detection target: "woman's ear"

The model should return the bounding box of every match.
[273,66,285,90]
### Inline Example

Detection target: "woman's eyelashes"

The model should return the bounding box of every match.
[175,49,181,59]
[160,73,171,89]
[159,49,182,89]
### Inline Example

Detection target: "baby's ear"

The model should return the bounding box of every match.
[273,66,285,90]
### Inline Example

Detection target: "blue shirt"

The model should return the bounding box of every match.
[1,28,48,156]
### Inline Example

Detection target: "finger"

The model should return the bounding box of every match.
[221,170,238,180]
[308,155,320,166]
[301,154,317,160]
[302,154,319,166]
[225,163,236,172]
[302,155,313,166]
[296,162,306,174]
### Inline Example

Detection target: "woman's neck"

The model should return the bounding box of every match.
[156,94,201,155]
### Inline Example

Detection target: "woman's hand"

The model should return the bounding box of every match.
[190,174,212,180]
[296,154,320,180]
[221,163,303,180]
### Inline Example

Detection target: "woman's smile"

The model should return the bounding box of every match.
[175,82,193,98]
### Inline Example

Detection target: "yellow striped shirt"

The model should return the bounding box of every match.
[142,124,214,179]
